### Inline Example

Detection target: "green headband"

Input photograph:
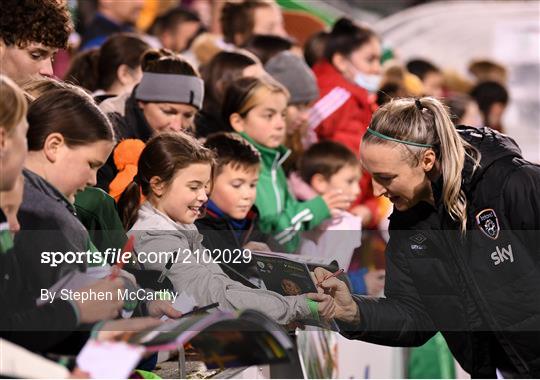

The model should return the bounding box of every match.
[366,128,434,148]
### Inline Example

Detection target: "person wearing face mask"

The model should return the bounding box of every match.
[311,18,383,228]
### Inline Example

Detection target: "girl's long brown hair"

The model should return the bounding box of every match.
[118,132,215,230]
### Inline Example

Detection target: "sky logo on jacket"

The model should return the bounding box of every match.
[476,208,500,240]
[491,244,514,266]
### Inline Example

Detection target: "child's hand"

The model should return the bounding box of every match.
[306,293,335,320]
[95,317,163,341]
[350,204,373,226]
[75,278,125,323]
[243,241,271,252]
[147,299,183,319]
[322,189,353,212]
[309,271,325,294]
[69,368,90,378]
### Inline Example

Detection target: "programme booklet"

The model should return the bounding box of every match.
[126,309,295,369]
[251,251,341,332]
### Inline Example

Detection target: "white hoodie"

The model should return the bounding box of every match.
[129,202,311,324]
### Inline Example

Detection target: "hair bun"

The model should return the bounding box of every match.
[141,48,175,71]
[331,17,357,35]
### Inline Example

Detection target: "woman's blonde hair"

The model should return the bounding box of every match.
[0,75,27,134]
[364,97,480,232]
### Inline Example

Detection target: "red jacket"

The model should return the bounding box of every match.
[311,60,381,228]
[312,60,374,153]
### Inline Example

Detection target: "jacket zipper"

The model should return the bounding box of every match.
[451,221,529,374]
[271,155,282,214]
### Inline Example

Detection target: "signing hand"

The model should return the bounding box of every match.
[313,267,360,324]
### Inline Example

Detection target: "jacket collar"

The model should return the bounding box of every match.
[23,168,76,215]
[138,201,198,232]
[204,203,259,225]
[431,176,444,208]
[429,126,523,215]
[457,126,522,194]
[202,203,259,246]
[238,132,291,168]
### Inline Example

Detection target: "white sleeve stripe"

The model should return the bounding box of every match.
[291,208,313,225]
[308,87,351,129]
[275,212,315,244]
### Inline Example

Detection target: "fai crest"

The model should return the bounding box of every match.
[476,208,499,240]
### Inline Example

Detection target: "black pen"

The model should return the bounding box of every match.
[181,302,220,318]
[157,249,179,283]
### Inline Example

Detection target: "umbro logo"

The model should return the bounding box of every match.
[409,234,427,244]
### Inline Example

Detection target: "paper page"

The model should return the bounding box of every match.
[161,291,197,321]
[85,265,112,279]
[0,338,70,379]
[76,340,144,379]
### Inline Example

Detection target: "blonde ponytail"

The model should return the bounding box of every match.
[365,97,480,232]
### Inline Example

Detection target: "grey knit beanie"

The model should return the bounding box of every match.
[265,51,319,104]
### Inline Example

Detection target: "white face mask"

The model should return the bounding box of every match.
[353,71,381,93]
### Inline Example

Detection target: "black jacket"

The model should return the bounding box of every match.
[0,210,79,352]
[340,127,540,377]
[16,170,87,296]
[196,207,269,252]
[195,206,277,285]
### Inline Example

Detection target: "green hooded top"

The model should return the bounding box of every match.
[239,132,330,252]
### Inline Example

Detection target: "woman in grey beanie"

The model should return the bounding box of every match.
[97,49,204,191]
[265,51,319,173]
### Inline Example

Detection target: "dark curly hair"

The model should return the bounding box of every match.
[0,0,72,49]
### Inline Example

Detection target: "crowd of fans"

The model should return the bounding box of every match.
[0,0,516,377]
